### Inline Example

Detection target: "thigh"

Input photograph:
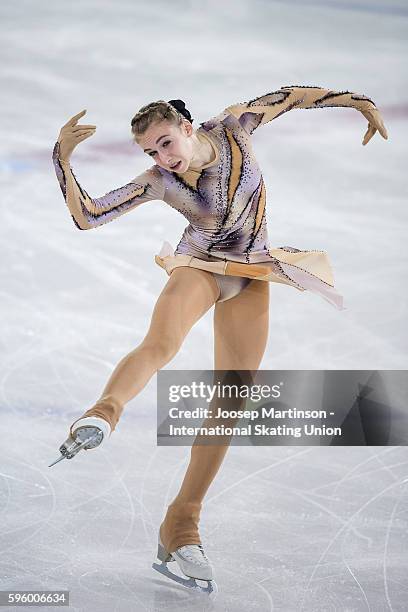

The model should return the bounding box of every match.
[213,278,269,370]
[143,266,220,348]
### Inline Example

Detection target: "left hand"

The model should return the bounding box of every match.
[360,107,388,146]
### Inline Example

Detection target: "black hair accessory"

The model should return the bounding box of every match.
[167,99,194,124]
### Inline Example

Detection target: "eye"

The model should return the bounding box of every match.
[148,140,171,157]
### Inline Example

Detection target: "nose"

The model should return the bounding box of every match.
[158,152,171,166]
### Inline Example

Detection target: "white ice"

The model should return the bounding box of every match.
[1,0,407,610]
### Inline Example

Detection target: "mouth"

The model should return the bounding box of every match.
[169,161,182,170]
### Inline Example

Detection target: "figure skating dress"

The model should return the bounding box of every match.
[52,85,378,309]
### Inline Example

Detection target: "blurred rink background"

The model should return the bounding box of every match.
[1,0,407,610]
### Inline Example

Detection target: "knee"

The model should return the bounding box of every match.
[140,335,181,364]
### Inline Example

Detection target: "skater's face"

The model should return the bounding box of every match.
[138,120,196,173]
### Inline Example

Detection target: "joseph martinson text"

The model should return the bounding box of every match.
[167,407,342,439]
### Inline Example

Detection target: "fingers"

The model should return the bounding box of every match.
[71,127,96,138]
[63,109,87,128]
[74,129,95,141]
[72,125,96,131]
[370,111,388,139]
[362,121,388,145]
[378,121,388,139]
[362,127,375,146]
[57,111,98,153]
[57,124,96,149]
[362,124,376,146]
[362,108,388,142]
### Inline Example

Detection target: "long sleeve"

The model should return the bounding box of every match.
[225,85,377,135]
[52,141,165,230]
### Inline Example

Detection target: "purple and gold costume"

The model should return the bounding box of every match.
[53,85,378,308]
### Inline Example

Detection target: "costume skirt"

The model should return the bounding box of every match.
[154,241,345,311]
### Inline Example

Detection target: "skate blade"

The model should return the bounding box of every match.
[48,454,67,468]
[152,561,218,598]
[48,431,100,468]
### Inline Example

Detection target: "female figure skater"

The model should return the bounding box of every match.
[51,87,387,592]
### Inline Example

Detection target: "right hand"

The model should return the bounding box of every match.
[360,106,388,146]
[57,109,96,161]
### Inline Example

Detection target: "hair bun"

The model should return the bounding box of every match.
[168,99,193,124]
[168,99,185,110]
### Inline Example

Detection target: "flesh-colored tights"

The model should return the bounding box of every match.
[73,266,269,553]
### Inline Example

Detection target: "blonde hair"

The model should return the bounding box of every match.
[131,100,187,143]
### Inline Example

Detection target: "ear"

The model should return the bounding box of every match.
[183,120,193,137]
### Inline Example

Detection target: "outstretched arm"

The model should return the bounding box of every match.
[52,142,164,230]
[226,85,388,144]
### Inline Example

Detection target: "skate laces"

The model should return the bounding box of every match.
[176,544,210,565]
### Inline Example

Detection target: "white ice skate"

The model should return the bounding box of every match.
[48,417,111,467]
[152,532,218,597]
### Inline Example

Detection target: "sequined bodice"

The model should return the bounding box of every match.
[155,115,270,264]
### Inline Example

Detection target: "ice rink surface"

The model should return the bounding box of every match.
[1,0,407,609]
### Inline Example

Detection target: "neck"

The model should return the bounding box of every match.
[189,132,212,169]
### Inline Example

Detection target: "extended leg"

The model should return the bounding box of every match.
[71,266,220,434]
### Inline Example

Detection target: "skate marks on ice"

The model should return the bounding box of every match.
[2,398,408,609]
[144,443,408,610]
[0,411,155,611]
[200,445,408,611]
[0,413,260,612]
